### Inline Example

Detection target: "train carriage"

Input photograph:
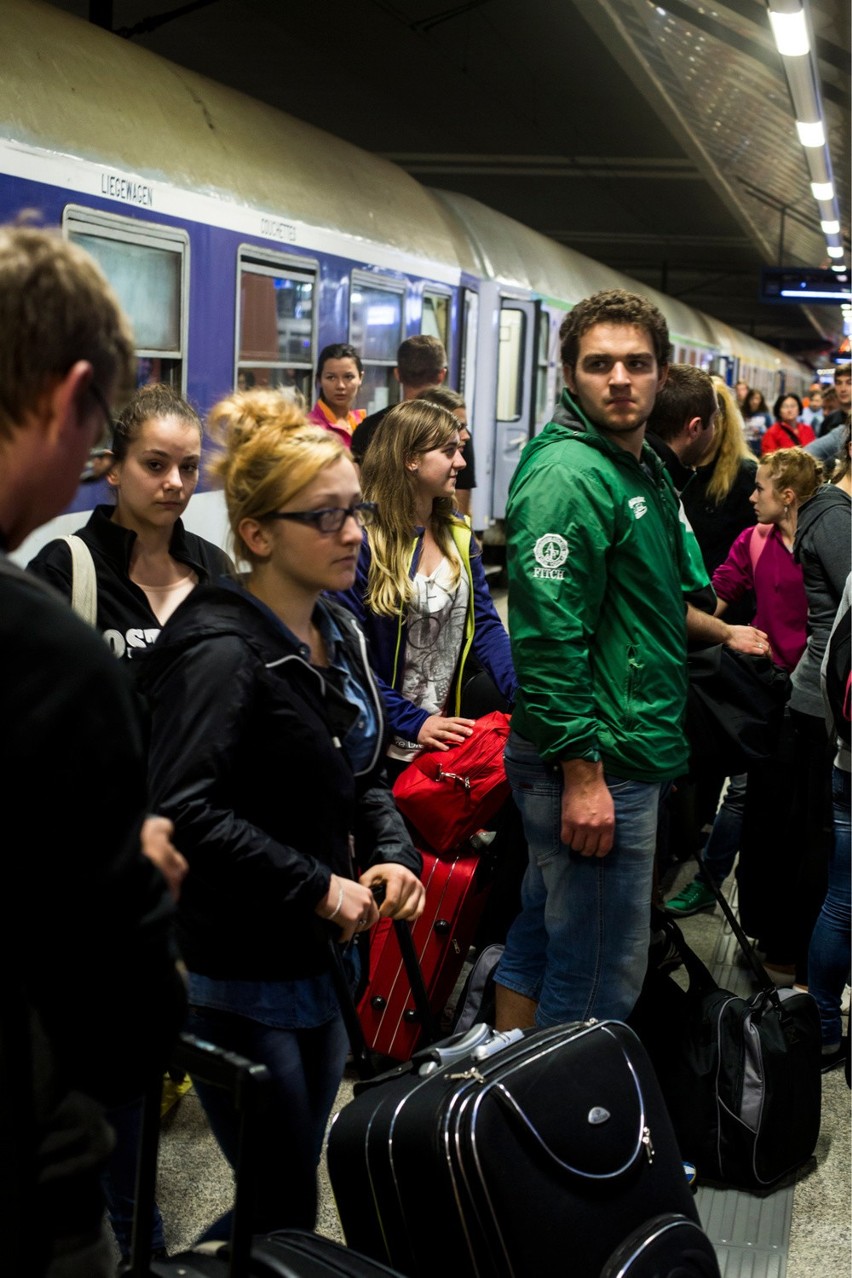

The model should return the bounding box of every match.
[1,0,811,564]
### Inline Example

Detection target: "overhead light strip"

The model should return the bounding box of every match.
[767,1,845,271]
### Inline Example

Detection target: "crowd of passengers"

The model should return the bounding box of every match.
[26,317,852,1266]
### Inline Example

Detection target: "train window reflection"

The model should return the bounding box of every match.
[237,253,315,401]
[422,292,450,349]
[350,275,404,416]
[497,307,525,421]
[65,206,188,390]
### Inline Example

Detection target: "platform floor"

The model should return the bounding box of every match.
[150,852,851,1277]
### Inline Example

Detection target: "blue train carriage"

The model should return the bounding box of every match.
[1,0,470,564]
[2,0,811,567]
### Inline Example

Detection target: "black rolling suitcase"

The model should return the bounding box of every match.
[128,1032,407,1277]
[327,1020,721,1278]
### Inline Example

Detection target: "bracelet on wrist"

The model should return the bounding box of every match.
[327,882,345,921]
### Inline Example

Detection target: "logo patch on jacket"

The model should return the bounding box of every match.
[533,533,569,579]
[628,496,648,520]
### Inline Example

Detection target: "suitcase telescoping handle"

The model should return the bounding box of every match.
[412,1024,524,1075]
[325,880,444,1080]
[129,1034,271,1278]
[368,880,441,1044]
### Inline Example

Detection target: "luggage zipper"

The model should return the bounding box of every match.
[642,1125,655,1164]
[448,1067,487,1083]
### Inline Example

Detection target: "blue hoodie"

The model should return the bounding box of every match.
[334,518,517,741]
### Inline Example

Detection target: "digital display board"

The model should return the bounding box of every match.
[761,267,851,304]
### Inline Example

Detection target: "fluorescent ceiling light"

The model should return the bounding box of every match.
[827,246,844,258]
[811,181,835,201]
[796,120,825,147]
[821,220,841,234]
[768,7,810,56]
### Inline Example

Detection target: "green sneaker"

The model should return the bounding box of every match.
[665,880,717,917]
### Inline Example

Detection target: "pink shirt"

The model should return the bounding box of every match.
[712,524,808,672]
[306,399,365,447]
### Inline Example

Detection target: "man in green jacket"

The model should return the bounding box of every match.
[494,288,716,1030]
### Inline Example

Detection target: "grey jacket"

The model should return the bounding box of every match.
[790,483,852,717]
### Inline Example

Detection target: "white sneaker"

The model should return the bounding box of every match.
[841,984,850,1015]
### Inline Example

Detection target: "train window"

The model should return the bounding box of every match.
[64,207,187,390]
[350,275,404,416]
[422,291,450,349]
[534,308,550,425]
[496,307,526,421]
[237,252,316,401]
[459,289,479,410]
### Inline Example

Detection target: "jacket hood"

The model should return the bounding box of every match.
[137,582,365,682]
[518,388,668,486]
[796,482,851,544]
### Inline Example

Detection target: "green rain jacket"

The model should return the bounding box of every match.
[507,389,711,783]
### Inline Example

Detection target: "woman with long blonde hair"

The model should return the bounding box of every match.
[336,397,516,772]
[681,377,757,593]
[140,388,424,1237]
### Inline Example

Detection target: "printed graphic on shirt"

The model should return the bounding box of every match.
[532,533,569,580]
[628,496,648,520]
[103,627,162,659]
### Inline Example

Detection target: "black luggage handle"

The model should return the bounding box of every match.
[129,1034,270,1278]
[693,846,786,1002]
[326,913,443,1081]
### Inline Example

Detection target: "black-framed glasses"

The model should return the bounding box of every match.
[79,382,115,483]
[267,501,378,534]
[87,382,115,455]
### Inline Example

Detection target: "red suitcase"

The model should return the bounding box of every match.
[356,848,492,1062]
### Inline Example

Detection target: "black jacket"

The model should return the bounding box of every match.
[681,454,758,579]
[138,583,421,980]
[0,556,185,1255]
[27,504,232,668]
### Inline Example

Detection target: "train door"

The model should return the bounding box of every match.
[492,296,537,521]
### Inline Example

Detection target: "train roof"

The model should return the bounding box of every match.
[430,190,807,380]
[1,0,462,273]
[1,0,809,382]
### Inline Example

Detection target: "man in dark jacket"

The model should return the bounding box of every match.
[817,364,850,437]
[645,363,718,492]
[0,225,186,1276]
[351,334,448,464]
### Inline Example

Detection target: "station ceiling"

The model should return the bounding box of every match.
[44,0,851,367]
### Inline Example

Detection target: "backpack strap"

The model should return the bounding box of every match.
[749,523,772,578]
[61,535,98,626]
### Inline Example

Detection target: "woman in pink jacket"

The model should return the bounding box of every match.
[306,342,366,447]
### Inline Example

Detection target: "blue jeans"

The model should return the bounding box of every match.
[695,772,747,886]
[495,732,661,1026]
[102,1098,165,1258]
[185,1005,349,1237]
[807,767,851,1047]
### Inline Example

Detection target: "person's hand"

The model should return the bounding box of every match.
[416,715,476,750]
[560,760,615,857]
[723,624,771,658]
[140,814,188,901]
[360,863,426,922]
[315,872,378,944]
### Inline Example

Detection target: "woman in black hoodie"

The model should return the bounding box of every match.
[140,389,424,1237]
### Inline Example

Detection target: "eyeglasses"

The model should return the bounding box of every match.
[87,382,115,455]
[266,501,378,534]
[79,382,115,483]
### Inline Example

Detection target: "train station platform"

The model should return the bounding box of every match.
[148,855,851,1277]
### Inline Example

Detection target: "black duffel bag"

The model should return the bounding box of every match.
[685,643,790,775]
[629,911,821,1192]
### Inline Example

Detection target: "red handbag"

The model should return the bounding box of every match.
[391,710,511,854]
